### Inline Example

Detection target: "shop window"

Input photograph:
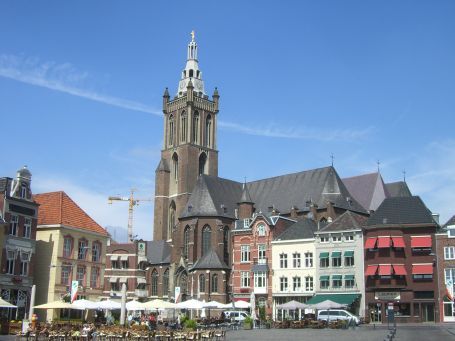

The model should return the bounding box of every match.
[392,303,410,316]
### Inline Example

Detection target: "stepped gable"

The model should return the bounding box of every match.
[319,211,368,232]
[385,181,412,198]
[366,196,436,227]
[34,191,108,236]
[342,172,388,211]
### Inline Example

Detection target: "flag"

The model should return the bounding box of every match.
[175,286,181,304]
[70,281,78,303]
[446,278,454,301]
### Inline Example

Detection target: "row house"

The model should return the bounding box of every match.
[271,218,317,319]
[312,211,367,317]
[0,166,38,319]
[436,215,455,322]
[34,191,109,322]
[103,241,147,300]
[364,196,439,323]
[231,210,295,316]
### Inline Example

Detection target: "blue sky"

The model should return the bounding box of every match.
[1,1,454,241]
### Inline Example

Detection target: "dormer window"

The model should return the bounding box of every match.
[448,225,455,238]
[20,183,27,199]
[243,219,251,228]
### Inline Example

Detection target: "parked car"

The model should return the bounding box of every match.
[317,309,360,325]
[222,311,250,322]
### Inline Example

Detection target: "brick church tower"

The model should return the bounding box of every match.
[153,32,220,242]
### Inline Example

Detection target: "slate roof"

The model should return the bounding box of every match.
[342,172,388,211]
[34,191,108,236]
[317,211,368,233]
[366,196,436,227]
[181,166,368,219]
[190,249,229,270]
[443,215,455,228]
[239,183,253,204]
[146,240,171,264]
[274,218,318,241]
[156,158,170,172]
[385,181,412,198]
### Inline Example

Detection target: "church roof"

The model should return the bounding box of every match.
[239,183,253,204]
[190,249,229,270]
[274,217,318,241]
[342,172,388,212]
[385,181,412,198]
[156,158,170,172]
[317,211,368,233]
[146,240,171,265]
[181,166,368,219]
[366,196,436,227]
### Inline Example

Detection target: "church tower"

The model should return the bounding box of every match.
[153,32,220,241]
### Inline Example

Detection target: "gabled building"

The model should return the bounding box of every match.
[364,196,439,323]
[312,211,367,317]
[34,191,109,321]
[272,218,318,319]
[0,166,38,319]
[145,240,171,299]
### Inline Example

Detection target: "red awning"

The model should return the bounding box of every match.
[393,264,407,276]
[391,236,405,248]
[365,237,377,249]
[410,236,432,248]
[378,264,392,276]
[365,265,378,276]
[412,264,433,275]
[377,236,391,248]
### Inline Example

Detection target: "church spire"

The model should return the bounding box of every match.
[178,30,205,97]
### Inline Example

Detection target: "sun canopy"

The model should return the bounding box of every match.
[126,300,146,311]
[411,236,432,248]
[0,298,17,308]
[202,300,225,309]
[176,299,204,310]
[412,264,433,275]
[96,299,122,310]
[142,299,176,310]
[71,299,98,310]
[306,294,360,306]
[276,300,308,310]
[377,236,391,248]
[34,301,83,310]
[391,236,405,248]
[365,237,377,249]
[223,300,250,309]
[308,299,347,310]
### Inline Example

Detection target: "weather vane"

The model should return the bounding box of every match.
[191,30,195,41]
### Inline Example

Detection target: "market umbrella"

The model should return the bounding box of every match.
[34,301,83,310]
[96,299,122,310]
[71,299,98,310]
[309,300,347,310]
[203,300,225,309]
[276,300,308,310]
[223,300,250,309]
[142,299,176,310]
[0,297,17,308]
[175,299,204,310]
[126,300,146,311]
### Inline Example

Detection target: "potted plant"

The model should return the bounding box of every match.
[184,319,197,331]
[243,316,253,330]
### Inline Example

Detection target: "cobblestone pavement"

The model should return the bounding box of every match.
[225,324,455,341]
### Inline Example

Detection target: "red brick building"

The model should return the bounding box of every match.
[364,196,439,323]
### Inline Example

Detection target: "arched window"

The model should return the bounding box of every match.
[168,201,176,240]
[179,272,188,293]
[181,111,187,142]
[183,226,190,259]
[192,112,200,144]
[202,225,211,256]
[198,153,207,176]
[189,69,194,77]
[151,270,159,296]
[172,153,178,182]
[204,115,212,147]
[199,274,206,292]
[163,268,169,297]
[223,226,230,265]
[211,274,218,293]
[168,115,175,146]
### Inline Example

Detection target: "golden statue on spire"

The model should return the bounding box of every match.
[191,30,195,42]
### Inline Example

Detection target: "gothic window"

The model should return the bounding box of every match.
[163,268,169,296]
[198,153,207,176]
[168,115,175,146]
[179,272,188,292]
[192,112,200,143]
[202,225,211,256]
[168,201,176,240]
[183,226,190,259]
[151,270,159,296]
[172,153,178,182]
[181,111,187,142]
[211,274,218,293]
[204,115,212,147]
[223,226,229,265]
[199,274,205,292]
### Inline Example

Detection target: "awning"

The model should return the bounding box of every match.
[331,251,341,258]
[110,255,119,261]
[138,256,148,263]
[332,275,342,280]
[391,236,405,248]
[137,277,147,284]
[119,277,128,283]
[344,275,355,280]
[365,237,377,249]
[411,236,432,248]
[109,277,118,283]
[393,264,407,276]
[378,264,392,276]
[306,293,360,306]
[319,252,329,259]
[252,264,269,273]
[344,250,354,257]
[412,264,433,275]
[319,275,330,281]
[119,255,129,261]
[377,236,391,248]
[365,265,378,276]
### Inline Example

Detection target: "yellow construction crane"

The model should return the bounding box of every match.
[108,188,152,243]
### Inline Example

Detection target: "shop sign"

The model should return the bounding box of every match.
[375,291,400,300]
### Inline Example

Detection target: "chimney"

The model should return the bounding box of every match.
[290,206,299,219]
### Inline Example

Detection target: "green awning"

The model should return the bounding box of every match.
[332,275,342,280]
[319,252,329,259]
[344,275,355,280]
[344,250,354,257]
[306,293,361,306]
[331,251,341,257]
[319,275,330,281]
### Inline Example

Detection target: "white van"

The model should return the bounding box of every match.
[223,311,250,322]
[317,309,360,325]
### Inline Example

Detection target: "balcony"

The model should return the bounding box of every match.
[135,289,148,298]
